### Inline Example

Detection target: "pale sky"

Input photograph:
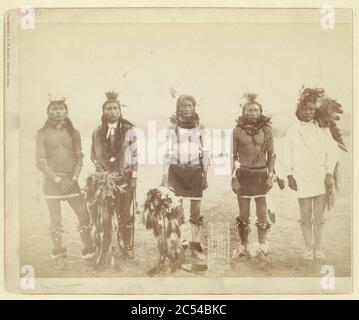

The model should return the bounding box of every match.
[18,14,352,150]
[14,8,353,186]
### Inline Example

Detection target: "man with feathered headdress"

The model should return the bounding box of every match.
[36,95,95,267]
[90,91,138,267]
[283,87,344,260]
[162,93,211,260]
[231,93,275,258]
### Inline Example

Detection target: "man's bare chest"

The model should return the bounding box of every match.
[236,129,265,147]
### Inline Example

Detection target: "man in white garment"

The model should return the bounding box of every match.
[162,94,211,260]
[283,88,338,260]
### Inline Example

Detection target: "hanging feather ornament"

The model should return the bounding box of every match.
[169,87,179,124]
[316,98,347,152]
[298,86,347,152]
[142,186,186,276]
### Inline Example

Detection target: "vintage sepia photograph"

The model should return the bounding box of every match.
[3,6,353,295]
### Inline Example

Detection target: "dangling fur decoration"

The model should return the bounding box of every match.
[84,171,130,260]
[85,171,129,228]
[86,171,128,205]
[141,186,186,276]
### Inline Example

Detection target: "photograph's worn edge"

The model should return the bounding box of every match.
[1,2,358,298]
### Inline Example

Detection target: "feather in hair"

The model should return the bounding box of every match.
[105,91,119,101]
[316,95,347,152]
[170,87,178,99]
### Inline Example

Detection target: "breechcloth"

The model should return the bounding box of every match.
[168,164,203,199]
[236,166,267,197]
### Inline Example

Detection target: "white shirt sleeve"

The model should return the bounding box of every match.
[163,127,175,165]
[199,127,211,166]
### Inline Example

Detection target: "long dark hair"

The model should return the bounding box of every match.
[40,101,78,147]
[176,95,197,116]
[100,100,122,137]
[100,102,124,157]
[172,95,200,131]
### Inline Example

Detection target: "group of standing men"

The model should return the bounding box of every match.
[35,87,343,269]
